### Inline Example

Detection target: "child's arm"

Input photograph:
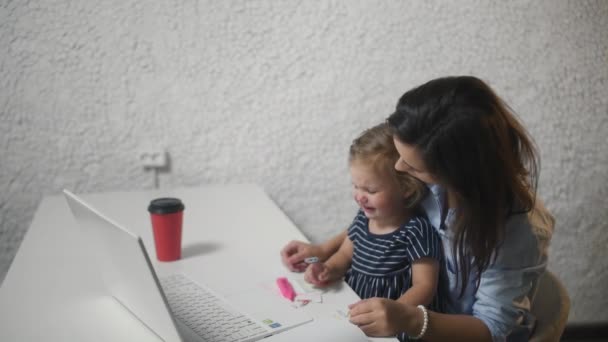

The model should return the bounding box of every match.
[396,257,439,306]
[324,236,354,276]
[305,237,354,286]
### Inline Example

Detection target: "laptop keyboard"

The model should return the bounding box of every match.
[160,274,268,342]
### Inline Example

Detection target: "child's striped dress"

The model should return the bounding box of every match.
[345,210,442,341]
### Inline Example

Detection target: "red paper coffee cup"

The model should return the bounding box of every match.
[148,198,185,262]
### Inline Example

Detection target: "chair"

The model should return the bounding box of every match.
[529,271,570,342]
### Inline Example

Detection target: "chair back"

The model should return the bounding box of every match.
[529,271,570,342]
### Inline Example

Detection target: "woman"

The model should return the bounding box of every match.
[281,76,554,341]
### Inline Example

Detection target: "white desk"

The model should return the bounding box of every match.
[0,184,396,341]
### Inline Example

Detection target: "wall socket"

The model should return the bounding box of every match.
[139,148,167,168]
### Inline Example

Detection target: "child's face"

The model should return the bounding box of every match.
[349,161,404,221]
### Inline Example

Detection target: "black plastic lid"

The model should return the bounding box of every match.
[148,198,185,214]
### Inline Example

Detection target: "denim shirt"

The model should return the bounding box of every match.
[421,185,554,342]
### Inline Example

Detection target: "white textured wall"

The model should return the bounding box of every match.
[1,0,607,323]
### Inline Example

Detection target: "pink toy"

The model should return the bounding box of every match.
[276,277,296,301]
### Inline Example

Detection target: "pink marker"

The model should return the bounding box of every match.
[276,277,296,301]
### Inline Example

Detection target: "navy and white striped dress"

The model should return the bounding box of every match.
[344,210,442,342]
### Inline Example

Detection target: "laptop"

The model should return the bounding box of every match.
[63,190,313,342]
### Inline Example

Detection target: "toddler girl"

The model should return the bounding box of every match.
[304,123,442,341]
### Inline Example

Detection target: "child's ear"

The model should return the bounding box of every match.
[401,187,415,199]
[402,189,415,207]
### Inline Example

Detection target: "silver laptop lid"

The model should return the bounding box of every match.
[63,189,183,342]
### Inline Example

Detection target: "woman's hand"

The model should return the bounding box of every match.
[280,240,320,272]
[303,262,338,287]
[348,298,420,337]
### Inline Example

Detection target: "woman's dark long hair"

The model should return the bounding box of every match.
[387,76,539,297]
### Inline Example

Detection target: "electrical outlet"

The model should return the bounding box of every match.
[139,148,167,168]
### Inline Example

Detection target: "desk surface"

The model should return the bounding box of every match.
[0,184,395,341]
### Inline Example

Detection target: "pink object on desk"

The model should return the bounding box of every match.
[276,277,296,301]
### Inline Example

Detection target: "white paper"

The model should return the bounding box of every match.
[295,292,323,303]
[293,277,327,294]
[268,309,370,342]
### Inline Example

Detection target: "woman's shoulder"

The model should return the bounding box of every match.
[499,198,554,266]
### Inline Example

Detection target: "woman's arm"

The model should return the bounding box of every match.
[421,311,493,342]
[349,299,493,341]
[396,257,439,307]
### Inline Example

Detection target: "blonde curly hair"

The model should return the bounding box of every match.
[349,123,427,208]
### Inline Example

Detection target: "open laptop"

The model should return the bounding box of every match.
[63,190,313,342]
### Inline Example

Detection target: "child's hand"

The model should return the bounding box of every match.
[304,262,334,287]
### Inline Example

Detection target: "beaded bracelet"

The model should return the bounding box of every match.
[411,304,429,340]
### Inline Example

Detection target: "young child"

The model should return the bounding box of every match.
[304,123,442,341]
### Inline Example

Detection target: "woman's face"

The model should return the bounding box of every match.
[393,137,438,185]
